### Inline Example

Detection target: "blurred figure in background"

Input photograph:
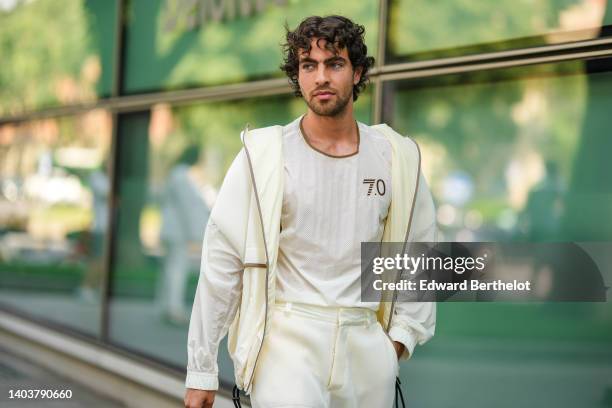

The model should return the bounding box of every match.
[519,161,565,241]
[76,160,109,303]
[158,145,210,324]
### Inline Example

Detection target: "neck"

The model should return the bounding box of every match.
[301,104,357,143]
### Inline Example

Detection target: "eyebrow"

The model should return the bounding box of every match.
[299,55,347,65]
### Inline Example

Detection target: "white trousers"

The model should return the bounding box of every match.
[250,302,398,408]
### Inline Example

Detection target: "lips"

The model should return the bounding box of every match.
[313,90,335,100]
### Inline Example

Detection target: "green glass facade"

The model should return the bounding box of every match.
[123,0,378,92]
[1,0,611,405]
[387,0,612,61]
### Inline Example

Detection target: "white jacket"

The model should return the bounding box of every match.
[185,122,437,393]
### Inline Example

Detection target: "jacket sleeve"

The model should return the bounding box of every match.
[185,150,250,390]
[185,219,243,390]
[389,171,438,360]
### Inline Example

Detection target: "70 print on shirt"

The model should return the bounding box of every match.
[363,178,386,196]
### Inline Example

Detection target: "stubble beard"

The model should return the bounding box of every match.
[305,87,352,117]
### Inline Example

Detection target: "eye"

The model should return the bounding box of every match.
[301,63,314,71]
[331,62,344,70]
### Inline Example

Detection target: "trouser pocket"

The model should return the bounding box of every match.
[380,326,399,376]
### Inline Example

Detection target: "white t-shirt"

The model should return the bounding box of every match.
[275,115,392,310]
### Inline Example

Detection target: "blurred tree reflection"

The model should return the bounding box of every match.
[387,0,605,61]
[0,0,116,114]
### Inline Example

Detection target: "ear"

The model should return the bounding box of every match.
[353,66,363,85]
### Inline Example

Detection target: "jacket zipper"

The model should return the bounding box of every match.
[239,123,271,392]
[385,140,422,332]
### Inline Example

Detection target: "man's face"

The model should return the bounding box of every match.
[297,38,362,117]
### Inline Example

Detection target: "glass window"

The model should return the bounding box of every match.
[383,58,612,243]
[386,0,612,62]
[0,110,112,336]
[382,58,612,406]
[0,0,118,116]
[122,0,379,93]
[108,92,373,381]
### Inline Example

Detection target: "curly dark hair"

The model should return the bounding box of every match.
[280,15,375,102]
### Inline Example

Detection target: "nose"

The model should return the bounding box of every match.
[315,64,330,86]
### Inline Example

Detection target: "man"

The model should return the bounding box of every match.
[184,15,437,408]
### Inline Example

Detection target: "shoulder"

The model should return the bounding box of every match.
[360,122,389,144]
[359,122,392,163]
[241,116,303,149]
[239,124,285,163]
[368,123,420,155]
[242,124,283,145]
